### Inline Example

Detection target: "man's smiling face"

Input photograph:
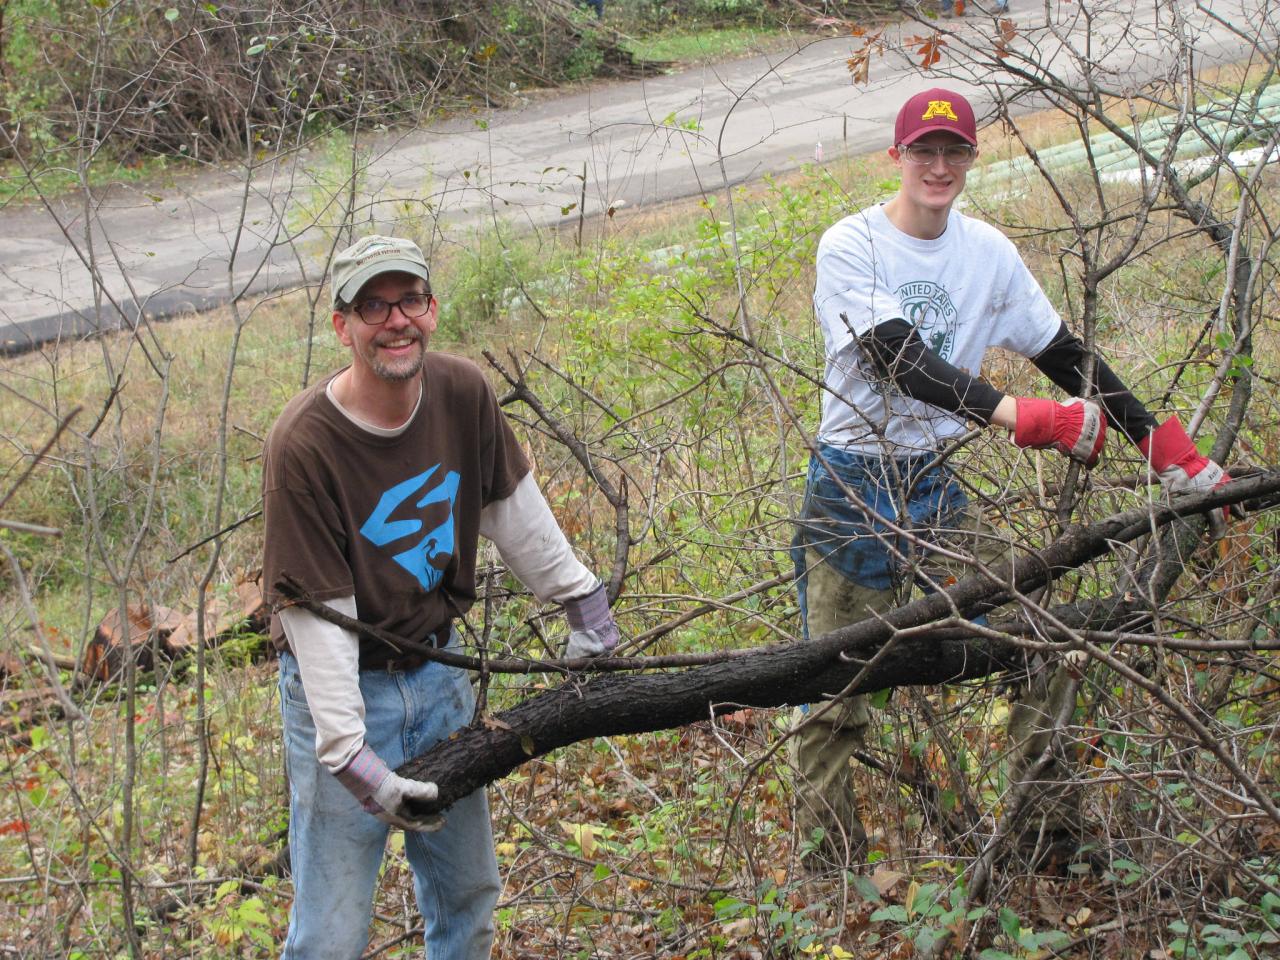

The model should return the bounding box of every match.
[334,271,438,383]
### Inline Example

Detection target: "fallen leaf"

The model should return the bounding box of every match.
[1067,906,1092,927]
[560,820,596,858]
[872,867,905,895]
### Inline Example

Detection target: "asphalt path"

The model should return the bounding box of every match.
[0,0,1262,353]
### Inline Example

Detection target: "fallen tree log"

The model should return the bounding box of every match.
[5,573,272,735]
[399,473,1280,813]
[82,572,268,682]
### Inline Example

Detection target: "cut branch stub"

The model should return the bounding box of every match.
[84,571,269,681]
[84,605,185,680]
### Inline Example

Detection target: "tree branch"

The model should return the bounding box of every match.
[400,473,1280,811]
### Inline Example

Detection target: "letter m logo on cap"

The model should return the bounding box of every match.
[921,100,959,123]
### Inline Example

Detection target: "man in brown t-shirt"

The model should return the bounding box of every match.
[262,235,617,959]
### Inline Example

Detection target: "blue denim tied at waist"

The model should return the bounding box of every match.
[790,443,969,625]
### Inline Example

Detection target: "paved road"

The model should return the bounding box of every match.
[0,0,1261,353]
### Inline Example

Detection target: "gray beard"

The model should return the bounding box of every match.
[363,340,424,381]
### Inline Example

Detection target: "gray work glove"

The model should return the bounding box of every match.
[563,582,619,659]
[336,744,445,832]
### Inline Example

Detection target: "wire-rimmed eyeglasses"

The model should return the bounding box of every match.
[898,143,978,168]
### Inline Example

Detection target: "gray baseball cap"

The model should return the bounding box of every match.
[331,235,431,308]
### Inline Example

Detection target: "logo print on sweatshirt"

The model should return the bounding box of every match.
[896,280,957,360]
[359,465,460,592]
[921,100,959,123]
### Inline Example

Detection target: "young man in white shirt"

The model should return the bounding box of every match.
[791,88,1233,871]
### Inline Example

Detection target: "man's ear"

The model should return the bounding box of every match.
[332,309,354,347]
[887,144,902,166]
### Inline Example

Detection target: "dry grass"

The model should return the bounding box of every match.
[2,82,1278,957]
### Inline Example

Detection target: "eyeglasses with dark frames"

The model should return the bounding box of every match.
[899,143,978,168]
[351,293,433,325]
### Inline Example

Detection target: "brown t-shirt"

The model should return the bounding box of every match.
[261,353,530,668]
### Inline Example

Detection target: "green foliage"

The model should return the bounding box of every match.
[564,29,606,80]
[689,0,765,19]
[869,877,975,953]
[435,228,561,340]
[205,881,274,951]
[1164,882,1280,958]
[608,0,874,31]
[0,152,171,205]
[0,0,68,155]
[623,25,786,64]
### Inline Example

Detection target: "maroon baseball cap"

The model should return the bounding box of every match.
[894,88,978,147]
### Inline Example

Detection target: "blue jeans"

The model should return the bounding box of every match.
[278,648,500,960]
[791,444,970,639]
[787,445,1079,858]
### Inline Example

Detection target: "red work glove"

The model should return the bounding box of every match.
[1012,397,1106,467]
[1138,417,1235,539]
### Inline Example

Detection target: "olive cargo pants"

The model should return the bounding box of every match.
[790,448,1080,867]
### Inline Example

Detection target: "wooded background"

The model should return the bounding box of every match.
[1,0,1278,956]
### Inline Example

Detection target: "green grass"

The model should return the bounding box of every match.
[622,25,790,65]
[0,151,178,205]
